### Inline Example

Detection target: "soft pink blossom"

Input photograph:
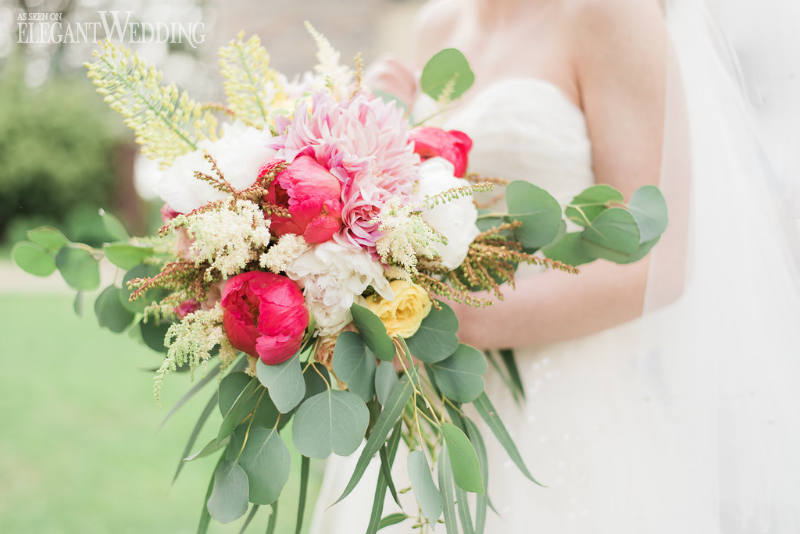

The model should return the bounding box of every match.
[409,127,473,177]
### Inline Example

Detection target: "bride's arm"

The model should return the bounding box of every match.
[453,0,670,349]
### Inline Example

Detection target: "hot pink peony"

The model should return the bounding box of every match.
[221,271,309,365]
[261,156,343,244]
[409,127,473,177]
[272,91,419,252]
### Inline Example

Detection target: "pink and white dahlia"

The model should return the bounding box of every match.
[273,91,419,253]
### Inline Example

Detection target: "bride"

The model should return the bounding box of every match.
[311,0,800,532]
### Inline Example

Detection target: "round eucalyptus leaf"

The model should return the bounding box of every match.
[12,241,56,277]
[26,226,68,253]
[580,208,641,263]
[237,427,290,505]
[104,242,154,270]
[429,344,487,403]
[541,232,595,266]
[292,390,369,458]
[350,304,396,361]
[219,372,253,417]
[504,181,563,250]
[628,185,669,242]
[565,185,624,227]
[619,237,661,265]
[332,331,376,402]
[256,354,306,413]
[140,319,171,353]
[405,301,459,363]
[207,459,249,524]
[407,450,443,523]
[304,363,331,399]
[55,245,100,291]
[441,422,484,493]
[99,209,129,241]
[94,285,135,333]
[420,48,475,101]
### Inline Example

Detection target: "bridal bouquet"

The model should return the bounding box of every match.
[12,26,668,534]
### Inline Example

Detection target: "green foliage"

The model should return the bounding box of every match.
[292,389,369,459]
[94,285,135,333]
[350,304,396,361]
[332,332,377,402]
[441,423,483,493]
[505,181,563,249]
[429,345,487,403]
[420,48,475,102]
[11,241,56,276]
[0,60,119,240]
[55,245,100,291]
[256,355,306,413]
[207,459,249,523]
[374,361,399,406]
[405,301,460,363]
[233,426,290,505]
[86,40,218,165]
[408,450,442,523]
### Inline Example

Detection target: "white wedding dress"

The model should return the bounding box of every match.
[310,79,709,533]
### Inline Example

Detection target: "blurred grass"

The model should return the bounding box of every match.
[0,293,322,534]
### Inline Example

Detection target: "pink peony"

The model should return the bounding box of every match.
[160,204,180,223]
[174,299,200,319]
[272,91,419,252]
[261,156,343,243]
[221,271,309,365]
[409,127,473,177]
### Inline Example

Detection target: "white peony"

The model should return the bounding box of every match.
[156,121,276,213]
[285,242,393,335]
[417,157,480,269]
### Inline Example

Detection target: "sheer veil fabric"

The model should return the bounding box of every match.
[310,2,800,532]
[646,0,800,530]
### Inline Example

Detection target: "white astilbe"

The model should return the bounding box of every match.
[304,21,354,99]
[260,234,310,273]
[153,304,237,400]
[376,198,444,274]
[170,199,271,280]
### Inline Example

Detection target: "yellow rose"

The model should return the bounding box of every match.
[364,280,432,338]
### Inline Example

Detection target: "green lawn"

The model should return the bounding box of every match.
[0,293,322,534]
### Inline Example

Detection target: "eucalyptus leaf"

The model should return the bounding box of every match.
[256,354,306,413]
[333,331,377,402]
[420,48,475,101]
[350,304,396,361]
[473,393,543,486]
[441,422,484,493]
[56,245,100,290]
[94,286,135,333]
[408,450,443,523]
[405,301,459,363]
[541,231,595,266]
[377,513,408,531]
[292,389,369,458]
[12,241,56,276]
[217,374,260,440]
[27,226,68,253]
[140,319,171,353]
[628,185,668,242]
[437,448,459,534]
[620,236,661,264]
[505,181,563,249]
[463,417,489,534]
[197,455,223,534]
[104,242,154,270]
[429,345,487,403]
[207,459,249,524]
[295,455,311,534]
[99,208,129,241]
[565,184,624,226]
[184,435,229,462]
[237,427,290,505]
[366,422,403,534]
[374,361,399,406]
[336,377,412,502]
[580,208,641,262]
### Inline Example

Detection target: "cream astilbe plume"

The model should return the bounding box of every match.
[86,40,218,166]
[304,21,354,98]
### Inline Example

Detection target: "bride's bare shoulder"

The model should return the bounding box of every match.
[411,0,461,65]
